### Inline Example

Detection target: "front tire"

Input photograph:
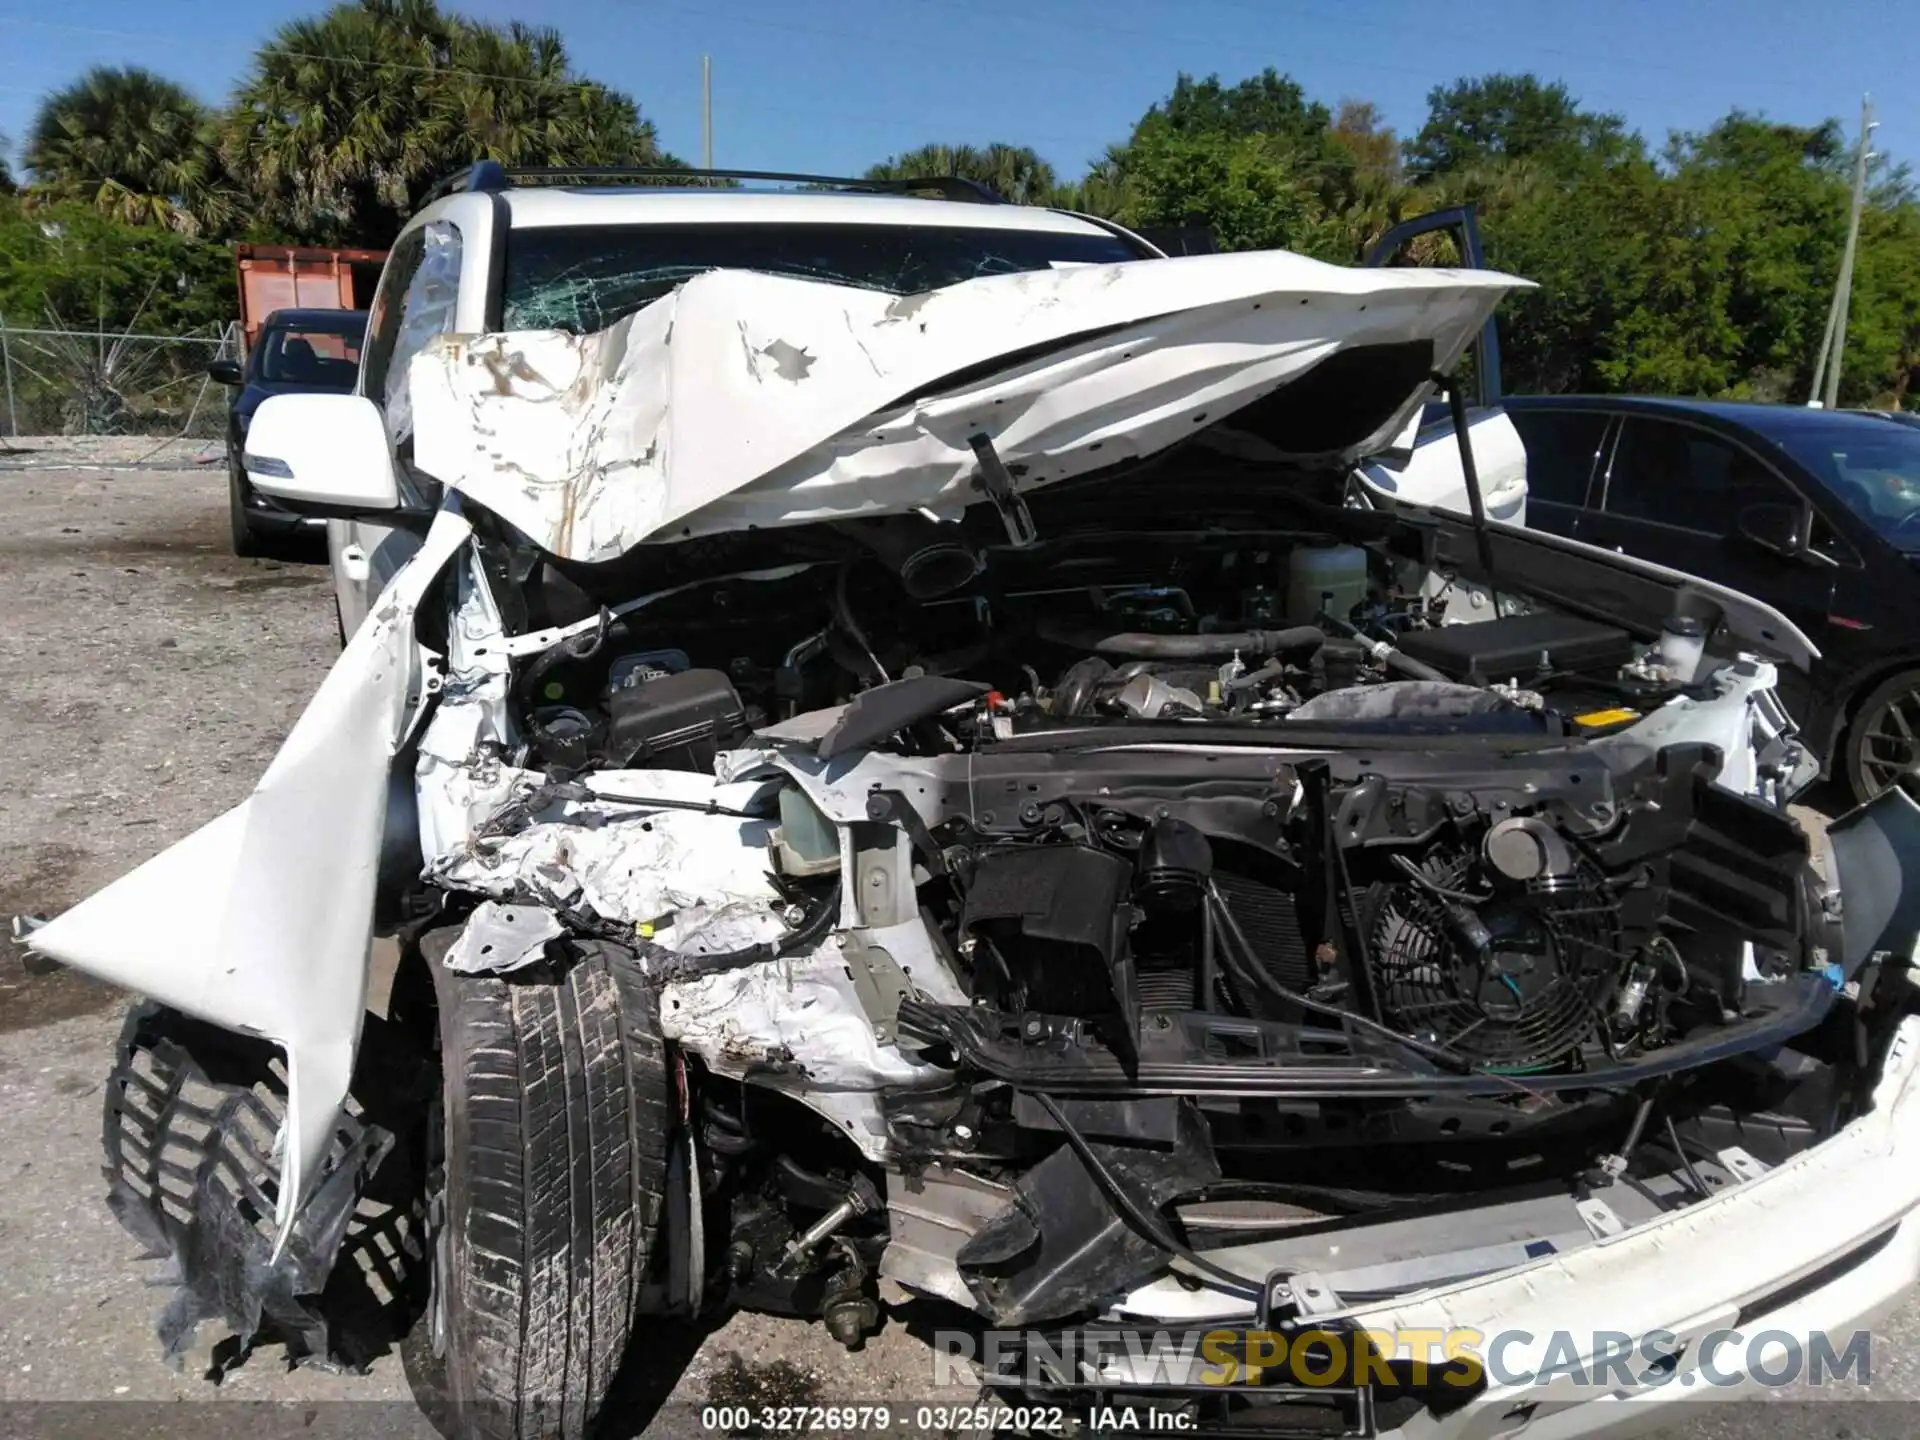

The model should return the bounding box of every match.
[1845,668,1920,804]
[411,943,672,1440]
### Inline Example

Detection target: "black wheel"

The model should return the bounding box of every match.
[406,942,672,1440]
[1845,669,1920,804]
[228,459,264,558]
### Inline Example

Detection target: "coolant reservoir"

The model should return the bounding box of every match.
[775,785,840,877]
[1287,545,1370,626]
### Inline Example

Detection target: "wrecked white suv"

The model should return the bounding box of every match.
[24,169,1920,1440]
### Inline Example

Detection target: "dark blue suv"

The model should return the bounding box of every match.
[206,307,368,556]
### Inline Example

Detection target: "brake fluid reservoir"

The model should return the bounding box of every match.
[1287,545,1370,625]
[1656,615,1707,684]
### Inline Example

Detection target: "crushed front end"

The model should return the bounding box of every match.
[23,246,1920,1438]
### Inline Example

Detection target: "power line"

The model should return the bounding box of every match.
[0,3,1895,169]
[1,4,1871,110]
[0,10,1123,154]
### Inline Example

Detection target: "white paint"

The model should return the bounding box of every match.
[659,949,950,1092]
[244,392,400,511]
[428,781,788,952]
[495,187,1158,235]
[23,507,474,1248]
[1360,406,1530,523]
[1101,1017,1920,1438]
[444,901,564,974]
[1591,657,1818,806]
[412,253,1524,561]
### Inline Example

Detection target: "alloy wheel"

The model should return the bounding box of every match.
[1858,684,1920,799]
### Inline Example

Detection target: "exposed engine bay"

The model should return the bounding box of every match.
[34,242,1920,1438]
[485,499,1804,794]
[366,478,1885,1359]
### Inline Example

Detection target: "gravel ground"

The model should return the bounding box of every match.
[0,456,1916,1437]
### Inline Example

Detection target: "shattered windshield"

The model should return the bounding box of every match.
[500,221,1148,333]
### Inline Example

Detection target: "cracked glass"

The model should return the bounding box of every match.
[384,219,463,444]
[500,222,1146,334]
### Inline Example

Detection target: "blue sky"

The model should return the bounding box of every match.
[3,0,1916,181]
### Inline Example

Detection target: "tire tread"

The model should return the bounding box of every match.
[434,948,667,1440]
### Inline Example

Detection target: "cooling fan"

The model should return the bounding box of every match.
[1364,844,1625,1070]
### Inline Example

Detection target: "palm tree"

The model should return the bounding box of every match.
[22,67,225,233]
[866,143,1060,205]
[223,0,675,247]
[222,0,456,246]
[423,20,675,171]
[1054,144,1135,219]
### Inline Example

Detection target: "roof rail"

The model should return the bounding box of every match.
[419,163,1004,207]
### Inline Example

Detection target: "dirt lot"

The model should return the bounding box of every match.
[1,447,1917,1437]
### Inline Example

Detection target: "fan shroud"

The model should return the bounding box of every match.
[1363,844,1626,1070]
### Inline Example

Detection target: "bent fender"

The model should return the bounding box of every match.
[25,510,473,1250]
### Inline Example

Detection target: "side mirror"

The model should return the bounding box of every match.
[205,359,243,386]
[1735,502,1827,564]
[244,393,400,516]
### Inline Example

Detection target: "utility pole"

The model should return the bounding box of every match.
[1811,96,1877,407]
[702,55,713,170]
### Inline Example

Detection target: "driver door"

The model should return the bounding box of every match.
[1578,413,1836,711]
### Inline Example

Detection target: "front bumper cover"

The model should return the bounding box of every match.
[978,1013,1920,1439]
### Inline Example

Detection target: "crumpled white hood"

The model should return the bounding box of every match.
[412,249,1528,562]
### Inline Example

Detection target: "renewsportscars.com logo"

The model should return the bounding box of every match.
[934,1326,1875,1392]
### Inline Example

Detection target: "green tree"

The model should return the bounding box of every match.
[21,66,229,234]
[1847,201,1920,408]
[1119,117,1323,255]
[1052,145,1133,218]
[222,0,674,247]
[1637,115,1851,398]
[1316,100,1415,257]
[1406,73,1628,178]
[864,143,1059,204]
[1096,69,1363,258]
[422,20,674,169]
[0,134,15,195]
[0,195,231,332]
[1143,69,1332,150]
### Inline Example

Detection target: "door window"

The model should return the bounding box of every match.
[359,229,421,416]
[359,220,462,446]
[1508,410,1608,506]
[1602,417,1799,535]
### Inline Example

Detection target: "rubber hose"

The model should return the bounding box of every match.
[1314,611,1452,684]
[1037,616,1325,661]
[1380,647,1452,684]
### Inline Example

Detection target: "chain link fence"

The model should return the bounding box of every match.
[0,319,241,442]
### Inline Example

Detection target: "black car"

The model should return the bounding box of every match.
[207,307,368,556]
[1499,394,1920,802]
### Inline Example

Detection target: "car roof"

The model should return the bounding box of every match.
[498,187,1121,236]
[1503,393,1909,439]
[261,307,370,329]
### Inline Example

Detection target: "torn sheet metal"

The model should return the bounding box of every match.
[412,252,1528,561]
[25,508,474,1248]
[429,773,788,953]
[659,948,953,1093]
[414,548,536,864]
[444,901,565,974]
